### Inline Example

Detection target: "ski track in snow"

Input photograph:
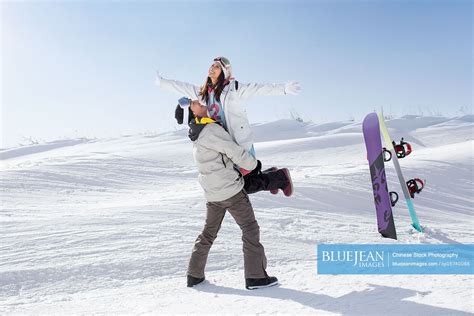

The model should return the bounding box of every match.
[1,116,473,314]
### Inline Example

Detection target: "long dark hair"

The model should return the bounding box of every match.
[199,72,226,105]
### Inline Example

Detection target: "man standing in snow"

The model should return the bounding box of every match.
[178,98,279,290]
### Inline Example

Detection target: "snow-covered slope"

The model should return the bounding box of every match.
[1,115,473,314]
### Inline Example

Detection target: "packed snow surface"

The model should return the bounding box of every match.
[1,115,473,314]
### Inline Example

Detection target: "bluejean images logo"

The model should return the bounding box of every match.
[322,249,385,268]
[317,244,473,275]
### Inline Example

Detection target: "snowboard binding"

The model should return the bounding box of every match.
[389,191,399,207]
[406,178,424,198]
[392,138,412,159]
[382,138,412,161]
[382,148,392,162]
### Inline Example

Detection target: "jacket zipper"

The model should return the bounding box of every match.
[220,153,227,168]
[222,83,231,133]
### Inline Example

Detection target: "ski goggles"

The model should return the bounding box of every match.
[213,56,230,69]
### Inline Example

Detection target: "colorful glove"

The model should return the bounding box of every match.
[178,97,191,109]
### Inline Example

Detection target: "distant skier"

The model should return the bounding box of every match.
[179,99,279,290]
[156,56,301,178]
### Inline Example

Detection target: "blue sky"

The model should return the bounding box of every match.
[1,0,472,148]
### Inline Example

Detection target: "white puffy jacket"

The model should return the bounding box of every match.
[158,77,286,152]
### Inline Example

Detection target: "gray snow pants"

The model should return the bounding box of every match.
[187,190,268,279]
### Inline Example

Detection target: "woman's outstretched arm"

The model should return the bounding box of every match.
[236,81,301,100]
[155,71,201,99]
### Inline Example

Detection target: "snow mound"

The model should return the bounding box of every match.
[0,139,92,160]
[1,115,473,314]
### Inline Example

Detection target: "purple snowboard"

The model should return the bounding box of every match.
[363,113,397,239]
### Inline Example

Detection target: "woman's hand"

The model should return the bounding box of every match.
[155,70,162,87]
[284,81,301,95]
